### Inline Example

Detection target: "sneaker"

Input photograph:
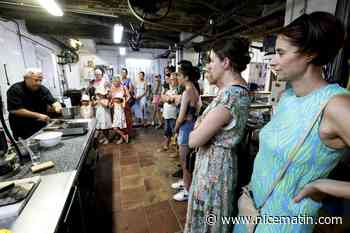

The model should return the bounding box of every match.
[101,138,109,144]
[171,180,184,189]
[157,146,168,152]
[169,153,178,158]
[115,138,124,144]
[173,189,188,201]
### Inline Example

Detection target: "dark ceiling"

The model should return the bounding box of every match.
[0,0,286,50]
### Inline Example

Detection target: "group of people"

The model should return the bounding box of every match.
[5,11,350,233]
[79,68,134,144]
[74,11,350,233]
[80,64,185,145]
[172,12,350,233]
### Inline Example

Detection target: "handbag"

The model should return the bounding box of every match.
[237,100,330,233]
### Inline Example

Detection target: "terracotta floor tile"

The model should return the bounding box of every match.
[122,200,145,210]
[144,176,163,191]
[96,128,189,233]
[140,151,155,157]
[144,189,171,206]
[114,208,150,233]
[121,187,146,210]
[140,166,160,177]
[120,164,141,177]
[145,200,172,213]
[140,159,154,167]
[137,152,154,158]
[120,156,139,165]
[120,151,138,158]
[113,165,121,173]
[120,175,144,190]
[112,193,122,212]
[145,201,181,233]
[169,199,188,228]
[113,179,120,193]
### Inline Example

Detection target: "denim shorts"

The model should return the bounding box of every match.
[164,119,176,138]
[177,120,195,145]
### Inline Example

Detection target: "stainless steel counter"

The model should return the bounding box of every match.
[3,118,96,180]
[10,171,76,233]
[0,118,97,232]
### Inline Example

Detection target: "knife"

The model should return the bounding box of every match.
[0,182,14,193]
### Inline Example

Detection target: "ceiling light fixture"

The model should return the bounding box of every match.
[113,24,124,44]
[119,47,126,56]
[37,0,64,16]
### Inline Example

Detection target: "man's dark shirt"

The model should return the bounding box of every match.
[7,81,55,139]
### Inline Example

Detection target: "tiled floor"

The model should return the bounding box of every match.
[92,127,350,233]
[95,128,186,233]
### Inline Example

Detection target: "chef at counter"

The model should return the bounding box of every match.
[6,68,62,140]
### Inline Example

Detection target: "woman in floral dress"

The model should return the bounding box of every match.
[184,37,251,233]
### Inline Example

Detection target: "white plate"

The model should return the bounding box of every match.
[34,132,63,140]
[34,132,63,147]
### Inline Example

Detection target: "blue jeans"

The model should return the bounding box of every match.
[177,120,195,145]
[164,119,176,138]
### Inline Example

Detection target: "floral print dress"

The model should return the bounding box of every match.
[184,85,251,233]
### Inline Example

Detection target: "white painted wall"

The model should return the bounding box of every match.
[72,46,169,89]
[0,19,62,116]
[285,0,338,25]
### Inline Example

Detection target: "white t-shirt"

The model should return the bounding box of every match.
[135,80,147,98]
[163,89,177,119]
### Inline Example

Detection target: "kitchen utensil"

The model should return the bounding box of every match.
[31,161,54,173]
[62,127,88,137]
[0,129,8,157]
[33,132,63,148]
[0,182,14,193]
[18,138,38,165]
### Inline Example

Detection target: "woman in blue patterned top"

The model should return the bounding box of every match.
[184,37,251,233]
[234,12,350,233]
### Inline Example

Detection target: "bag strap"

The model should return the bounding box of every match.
[257,99,330,209]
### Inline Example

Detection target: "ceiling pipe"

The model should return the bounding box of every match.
[196,4,285,47]
[214,5,284,39]
[179,0,284,47]
[178,0,251,46]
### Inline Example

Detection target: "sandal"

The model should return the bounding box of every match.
[116,138,124,144]
[156,146,169,152]
[122,134,129,144]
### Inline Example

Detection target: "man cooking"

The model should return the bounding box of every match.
[7,68,62,139]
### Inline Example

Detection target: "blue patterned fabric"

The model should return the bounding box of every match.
[185,85,251,233]
[234,84,349,233]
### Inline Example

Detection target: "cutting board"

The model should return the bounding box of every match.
[0,176,41,220]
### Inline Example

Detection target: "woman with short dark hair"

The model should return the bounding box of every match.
[234,12,350,233]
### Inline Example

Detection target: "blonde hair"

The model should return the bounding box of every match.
[112,75,121,82]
